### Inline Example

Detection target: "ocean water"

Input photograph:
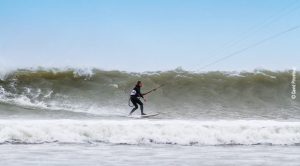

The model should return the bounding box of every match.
[0,68,299,165]
[1,144,300,166]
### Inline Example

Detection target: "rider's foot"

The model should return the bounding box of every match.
[141,113,146,116]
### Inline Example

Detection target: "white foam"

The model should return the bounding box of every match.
[255,71,277,79]
[0,85,126,117]
[73,68,95,78]
[0,120,299,145]
[0,86,48,108]
[109,84,119,88]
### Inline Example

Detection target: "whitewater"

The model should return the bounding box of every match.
[0,119,300,145]
[0,68,299,165]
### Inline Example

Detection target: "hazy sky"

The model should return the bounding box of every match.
[0,0,299,72]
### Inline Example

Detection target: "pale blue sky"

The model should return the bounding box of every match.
[0,0,299,72]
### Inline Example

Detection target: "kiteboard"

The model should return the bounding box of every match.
[128,113,159,118]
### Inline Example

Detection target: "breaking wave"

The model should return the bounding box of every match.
[0,67,299,119]
[0,120,299,145]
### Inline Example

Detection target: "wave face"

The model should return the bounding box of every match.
[0,68,299,119]
[0,120,299,145]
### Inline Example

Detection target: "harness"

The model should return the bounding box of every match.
[128,84,165,107]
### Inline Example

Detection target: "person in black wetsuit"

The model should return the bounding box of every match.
[129,81,147,116]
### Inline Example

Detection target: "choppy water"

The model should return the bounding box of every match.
[1,144,300,166]
[0,68,299,165]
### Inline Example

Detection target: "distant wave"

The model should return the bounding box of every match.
[0,120,299,145]
[0,67,299,119]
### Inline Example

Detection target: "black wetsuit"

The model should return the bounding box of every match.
[129,86,145,115]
